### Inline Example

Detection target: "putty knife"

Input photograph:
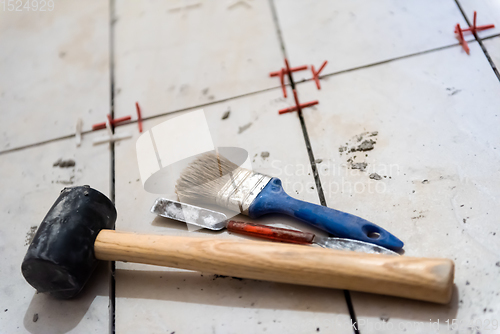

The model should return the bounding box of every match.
[151,198,398,256]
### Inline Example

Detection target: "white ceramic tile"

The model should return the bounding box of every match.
[457,0,500,38]
[116,270,354,334]
[0,0,110,152]
[113,0,284,119]
[300,42,500,333]
[0,131,111,333]
[113,88,357,333]
[273,0,470,81]
[484,35,500,69]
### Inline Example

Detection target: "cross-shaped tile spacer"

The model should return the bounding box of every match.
[311,61,328,90]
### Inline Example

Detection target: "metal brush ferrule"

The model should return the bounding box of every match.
[216,168,272,215]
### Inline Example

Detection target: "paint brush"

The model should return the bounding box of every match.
[175,152,404,251]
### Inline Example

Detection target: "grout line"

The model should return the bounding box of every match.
[454,0,500,82]
[109,0,116,333]
[344,290,360,334]
[139,85,285,122]
[482,33,500,41]
[0,86,286,156]
[0,134,76,155]
[0,39,485,157]
[267,0,360,332]
[303,41,475,84]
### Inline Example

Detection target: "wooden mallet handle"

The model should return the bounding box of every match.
[95,230,454,304]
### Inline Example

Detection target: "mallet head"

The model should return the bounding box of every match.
[21,186,116,298]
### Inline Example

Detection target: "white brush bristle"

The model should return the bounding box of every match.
[175,152,243,204]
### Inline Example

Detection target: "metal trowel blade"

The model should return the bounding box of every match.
[151,198,228,230]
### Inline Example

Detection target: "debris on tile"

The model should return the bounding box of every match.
[53,159,75,168]
[33,313,38,322]
[221,110,230,120]
[356,139,376,152]
[369,173,382,180]
[339,131,378,155]
[315,159,323,163]
[56,175,75,185]
[261,151,270,158]
[447,88,461,96]
[351,162,367,171]
[238,122,252,134]
[422,179,429,184]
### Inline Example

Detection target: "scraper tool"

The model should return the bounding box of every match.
[151,198,398,255]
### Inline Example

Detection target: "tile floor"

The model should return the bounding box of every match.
[1,0,499,333]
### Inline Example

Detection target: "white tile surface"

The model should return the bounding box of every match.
[113,0,284,119]
[3,1,500,332]
[457,0,500,38]
[113,88,356,333]
[300,42,500,333]
[0,0,110,152]
[484,35,500,69]
[273,0,470,81]
[0,132,111,333]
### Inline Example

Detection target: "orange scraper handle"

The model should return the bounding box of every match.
[227,221,315,245]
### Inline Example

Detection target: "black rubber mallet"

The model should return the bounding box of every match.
[21,186,454,303]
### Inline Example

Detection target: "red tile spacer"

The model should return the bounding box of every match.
[454,11,495,34]
[284,58,293,77]
[92,115,132,130]
[473,11,477,34]
[311,60,328,90]
[292,89,301,113]
[279,68,287,98]
[279,87,319,115]
[279,100,319,115]
[269,65,308,77]
[270,59,309,97]
[455,23,470,55]
[273,58,320,114]
[136,102,143,133]
[459,24,495,32]
[106,114,113,125]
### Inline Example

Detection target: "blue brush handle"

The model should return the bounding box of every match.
[248,178,404,251]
